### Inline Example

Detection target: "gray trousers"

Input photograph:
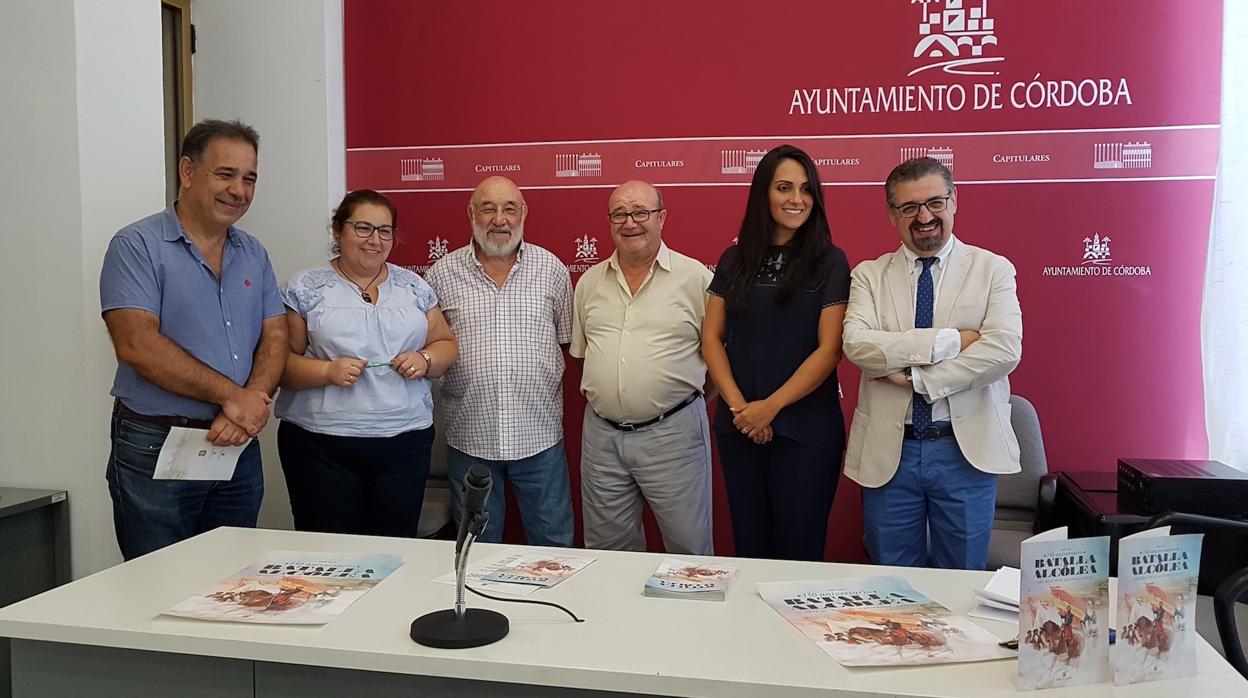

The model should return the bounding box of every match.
[580,397,714,556]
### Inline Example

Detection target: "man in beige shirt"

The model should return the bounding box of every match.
[571,180,714,555]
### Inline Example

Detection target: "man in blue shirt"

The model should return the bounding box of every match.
[99,119,288,560]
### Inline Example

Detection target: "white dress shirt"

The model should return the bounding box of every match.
[901,235,961,424]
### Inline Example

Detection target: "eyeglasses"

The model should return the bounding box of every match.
[891,196,952,219]
[475,204,523,219]
[608,208,663,225]
[344,221,397,240]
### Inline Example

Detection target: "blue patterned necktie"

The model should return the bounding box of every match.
[912,257,938,433]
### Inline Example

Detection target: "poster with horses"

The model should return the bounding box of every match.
[164,551,403,624]
[1114,529,1202,685]
[756,576,1014,667]
[1018,529,1111,690]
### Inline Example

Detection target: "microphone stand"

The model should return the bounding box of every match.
[453,528,472,620]
[411,511,510,649]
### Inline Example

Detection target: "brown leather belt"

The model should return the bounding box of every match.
[114,399,214,430]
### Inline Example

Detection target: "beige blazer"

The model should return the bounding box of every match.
[842,241,1023,488]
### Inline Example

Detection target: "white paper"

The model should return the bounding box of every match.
[974,595,1020,612]
[152,427,250,481]
[976,566,1021,607]
[968,603,1020,625]
[432,550,541,596]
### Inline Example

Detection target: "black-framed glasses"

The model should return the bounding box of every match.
[345,220,397,240]
[891,196,952,219]
[608,208,663,225]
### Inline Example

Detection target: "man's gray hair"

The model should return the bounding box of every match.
[884,157,953,204]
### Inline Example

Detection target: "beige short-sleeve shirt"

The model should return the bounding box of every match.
[571,242,712,423]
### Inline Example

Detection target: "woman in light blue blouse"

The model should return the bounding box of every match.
[275,189,457,537]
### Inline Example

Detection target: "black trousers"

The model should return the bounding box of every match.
[716,430,841,561]
[277,421,433,538]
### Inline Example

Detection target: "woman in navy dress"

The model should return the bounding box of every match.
[702,144,851,561]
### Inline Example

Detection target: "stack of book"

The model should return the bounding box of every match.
[642,558,739,601]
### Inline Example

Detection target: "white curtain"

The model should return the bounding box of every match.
[1202,3,1248,471]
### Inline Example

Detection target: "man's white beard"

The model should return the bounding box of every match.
[473,222,523,258]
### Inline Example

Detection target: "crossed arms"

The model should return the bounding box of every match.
[842,255,1022,397]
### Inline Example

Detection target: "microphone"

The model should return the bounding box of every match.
[455,464,491,555]
[411,464,509,649]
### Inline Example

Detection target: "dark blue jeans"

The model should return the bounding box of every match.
[862,424,998,570]
[446,441,574,546]
[277,420,432,538]
[107,410,264,561]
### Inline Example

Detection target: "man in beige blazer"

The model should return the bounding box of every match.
[843,157,1022,570]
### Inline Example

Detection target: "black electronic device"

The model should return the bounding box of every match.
[1117,458,1248,519]
[411,464,509,649]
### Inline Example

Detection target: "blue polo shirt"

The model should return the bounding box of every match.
[100,204,284,420]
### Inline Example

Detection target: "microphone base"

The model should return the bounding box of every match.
[410,608,509,649]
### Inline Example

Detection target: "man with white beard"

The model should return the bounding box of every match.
[425,176,575,545]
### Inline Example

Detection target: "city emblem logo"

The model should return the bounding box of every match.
[574,235,599,263]
[1042,234,1151,278]
[1082,233,1112,266]
[721,149,767,175]
[428,236,449,262]
[900,146,955,172]
[1093,142,1152,170]
[909,0,1003,77]
[400,157,445,182]
[555,153,603,178]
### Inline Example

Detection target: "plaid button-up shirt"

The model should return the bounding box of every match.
[425,243,573,460]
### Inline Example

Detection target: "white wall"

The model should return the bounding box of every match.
[0,0,165,576]
[0,0,341,574]
[191,0,346,529]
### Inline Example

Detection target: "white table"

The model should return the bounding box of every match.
[1,527,1244,697]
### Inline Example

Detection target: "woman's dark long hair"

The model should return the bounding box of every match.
[721,144,831,310]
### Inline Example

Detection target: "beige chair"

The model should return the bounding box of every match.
[985,395,1049,570]
[416,380,453,538]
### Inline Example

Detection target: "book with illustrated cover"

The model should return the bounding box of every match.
[1114,527,1202,685]
[480,552,595,587]
[165,551,402,624]
[643,558,738,601]
[1018,528,1111,691]
[431,550,542,596]
[756,576,1015,667]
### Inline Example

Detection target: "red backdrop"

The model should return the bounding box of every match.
[343,0,1223,561]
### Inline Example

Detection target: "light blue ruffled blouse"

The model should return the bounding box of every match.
[274,263,438,437]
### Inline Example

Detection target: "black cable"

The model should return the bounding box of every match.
[466,585,585,623]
